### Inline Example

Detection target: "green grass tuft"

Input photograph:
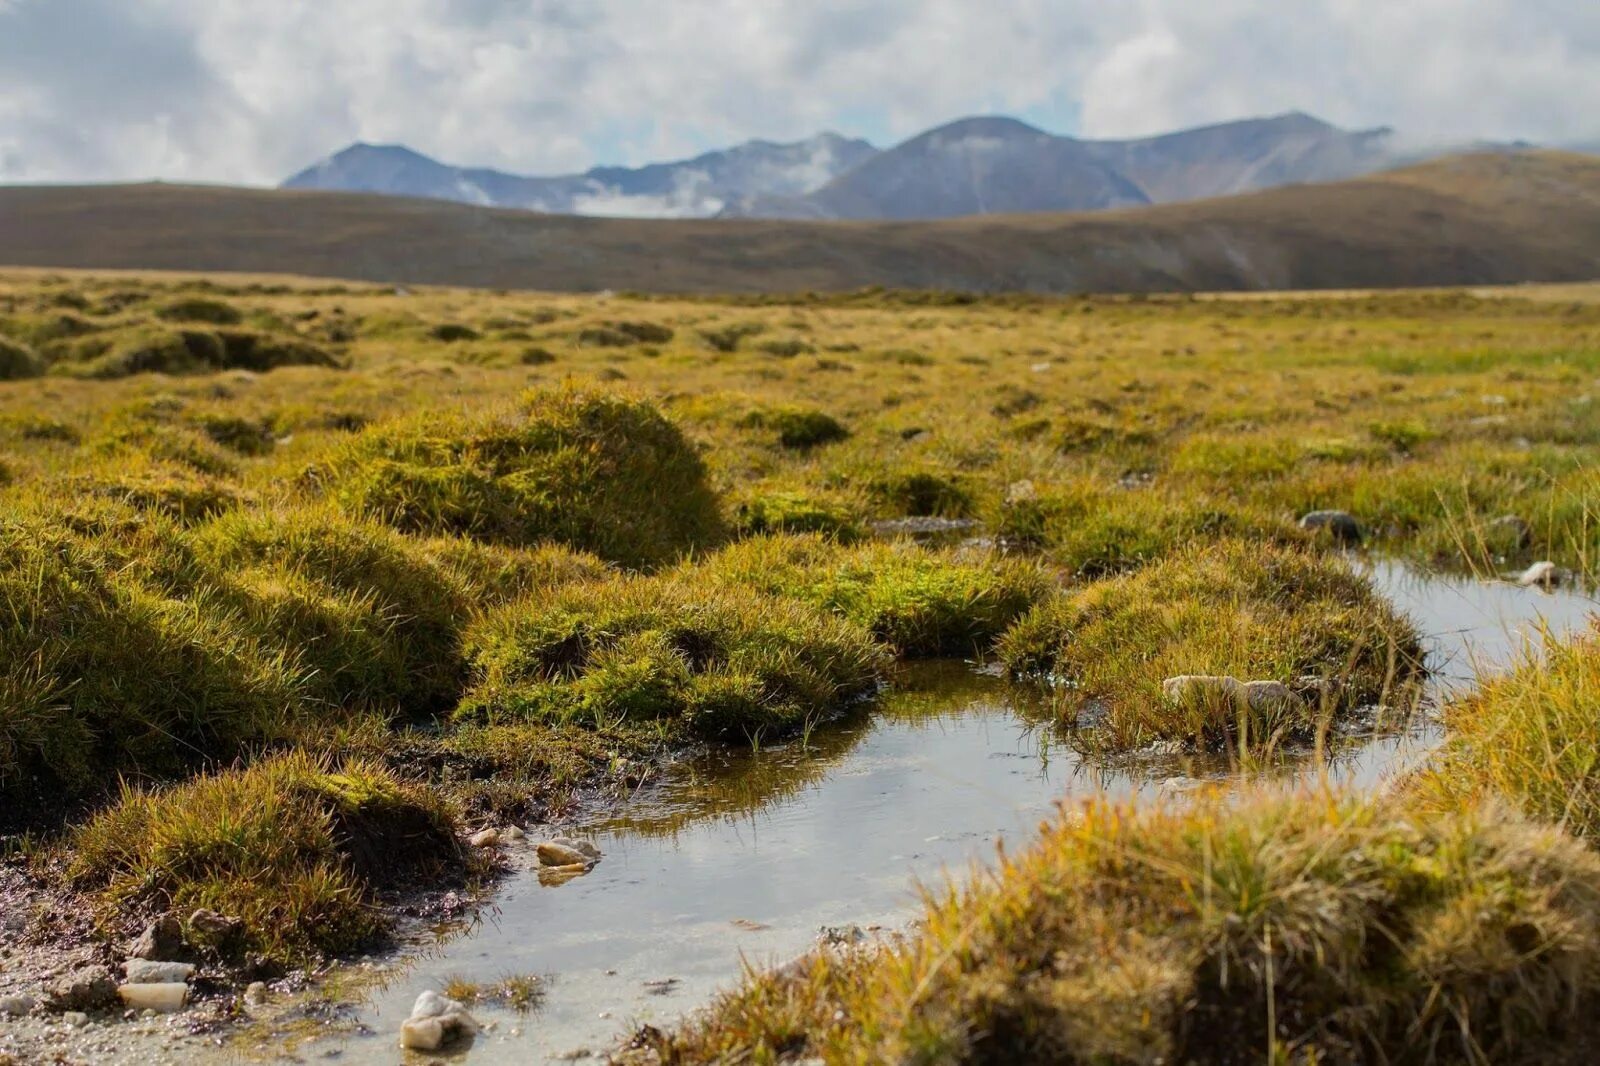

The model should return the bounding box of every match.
[0,335,44,380]
[1414,626,1600,842]
[998,539,1423,751]
[732,489,863,541]
[318,385,725,568]
[68,752,463,962]
[693,534,1054,658]
[457,572,889,740]
[740,406,850,449]
[154,296,245,325]
[640,793,1600,1065]
[0,510,304,802]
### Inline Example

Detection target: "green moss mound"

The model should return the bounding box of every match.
[693,534,1053,658]
[458,574,888,739]
[739,405,850,449]
[91,409,242,477]
[870,468,974,517]
[50,325,337,378]
[190,508,479,715]
[416,535,610,608]
[998,539,1424,751]
[67,467,245,523]
[429,322,480,342]
[0,335,44,380]
[644,796,1600,1065]
[69,753,462,961]
[154,296,244,325]
[578,320,673,347]
[213,328,340,371]
[322,386,725,568]
[995,480,1300,577]
[0,514,302,803]
[733,489,862,541]
[54,326,227,378]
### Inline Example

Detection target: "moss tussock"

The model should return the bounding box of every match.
[644,795,1600,1065]
[191,508,478,715]
[153,296,245,325]
[739,405,850,449]
[999,539,1423,751]
[49,325,338,378]
[0,512,303,800]
[0,335,44,379]
[458,573,889,739]
[733,489,863,541]
[320,386,725,568]
[694,534,1054,658]
[69,753,463,961]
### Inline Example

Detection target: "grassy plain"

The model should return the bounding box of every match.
[3,269,1600,1059]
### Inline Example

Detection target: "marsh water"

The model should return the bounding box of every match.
[274,561,1595,1064]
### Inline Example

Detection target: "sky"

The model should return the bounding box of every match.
[1,0,1597,186]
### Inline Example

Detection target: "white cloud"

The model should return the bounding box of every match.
[1,0,1596,184]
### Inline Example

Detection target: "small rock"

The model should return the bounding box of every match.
[1161,675,1246,708]
[469,828,501,848]
[1243,680,1304,716]
[0,993,34,1017]
[244,982,269,1005]
[61,1010,90,1027]
[401,1016,447,1050]
[129,916,187,962]
[1299,509,1363,545]
[46,968,118,1012]
[537,863,591,887]
[553,836,602,860]
[188,908,242,939]
[537,840,597,867]
[399,990,478,1051]
[117,982,187,1013]
[818,924,867,946]
[1517,560,1566,588]
[503,826,527,842]
[123,960,194,985]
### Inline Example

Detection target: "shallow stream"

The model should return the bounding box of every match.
[270,561,1595,1063]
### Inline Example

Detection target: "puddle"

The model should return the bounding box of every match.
[1364,559,1595,693]
[265,561,1594,1063]
[277,664,1138,1062]
[1304,559,1596,793]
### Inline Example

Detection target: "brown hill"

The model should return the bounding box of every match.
[1,151,1597,294]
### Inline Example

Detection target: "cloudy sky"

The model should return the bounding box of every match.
[1,0,1596,185]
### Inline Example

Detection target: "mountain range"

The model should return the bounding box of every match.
[12,150,1600,294]
[283,112,1496,222]
[283,133,878,219]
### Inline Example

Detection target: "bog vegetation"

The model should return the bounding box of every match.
[3,270,1600,1059]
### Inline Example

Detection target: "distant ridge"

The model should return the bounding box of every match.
[283,111,1507,222]
[723,112,1408,219]
[9,151,1600,294]
[283,133,879,218]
